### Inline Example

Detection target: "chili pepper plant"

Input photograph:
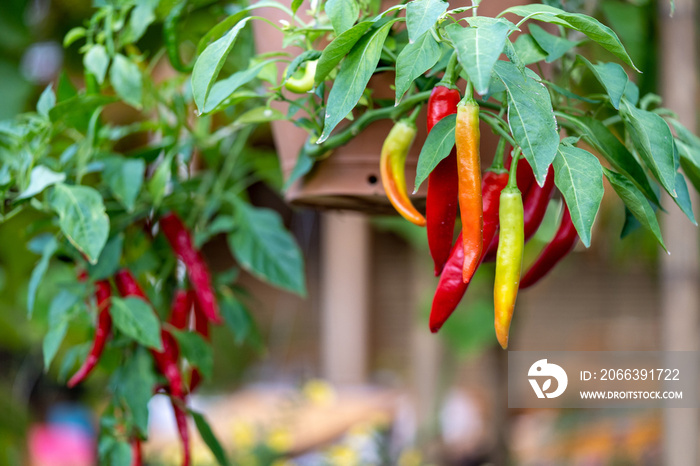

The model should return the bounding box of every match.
[1,0,699,463]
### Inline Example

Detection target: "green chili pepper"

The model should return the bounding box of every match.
[494,151,524,349]
[284,60,317,94]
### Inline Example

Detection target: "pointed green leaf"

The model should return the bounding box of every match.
[229,202,306,295]
[173,330,213,379]
[406,0,448,43]
[672,169,696,225]
[17,165,66,200]
[561,114,658,205]
[110,297,163,351]
[446,20,510,95]
[314,21,373,86]
[319,19,397,142]
[191,17,252,112]
[500,4,638,71]
[110,347,156,435]
[620,99,677,197]
[395,31,441,103]
[191,411,230,466]
[43,290,81,370]
[203,59,274,114]
[513,34,548,65]
[28,235,58,318]
[414,113,456,192]
[37,84,56,117]
[603,168,666,250]
[492,61,559,185]
[326,0,360,35]
[110,54,143,109]
[49,184,109,264]
[578,56,627,109]
[102,157,145,212]
[553,145,604,247]
[529,24,581,63]
[84,44,109,84]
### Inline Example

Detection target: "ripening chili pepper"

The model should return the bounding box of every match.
[285,60,318,93]
[484,162,553,260]
[426,84,460,275]
[164,0,194,73]
[380,116,426,226]
[520,203,578,289]
[455,93,483,283]
[160,213,223,324]
[169,290,192,330]
[429,141,509,332]
[67,280,112,388]
[172,400,191,466]
[493,156,525,349]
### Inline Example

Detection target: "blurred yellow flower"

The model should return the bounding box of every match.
[398,448,423,466]
[231,420,257,450]
[267,427,293,452]
[302,379,336,405]
[192,443,215,464]
[271,460,297,466]
[326,445,359,466]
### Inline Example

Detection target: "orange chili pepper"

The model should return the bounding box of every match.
[380,119,426,226]
[455,99,483,282]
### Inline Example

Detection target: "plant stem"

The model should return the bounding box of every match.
[507,148,522,189]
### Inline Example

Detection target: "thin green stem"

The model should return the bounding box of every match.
[507,148,522,189]
[406,104,422,124]
[490,137,507,171]
[439,51,460,88]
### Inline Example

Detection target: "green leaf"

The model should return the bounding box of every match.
[191,411,230,466]
[500,4,638,71]
[318,19,398,142]
[314,21,373,85]
[395,31,441,104]
[87,234,124,281]
[326,0,360,35]
[108,441,132,466]
[191,17,252,113]
[677,139,700,194]
[603,168,666,250]
[172,330,213,379]
[513,34,548,65]
[102,157,145,212]
[492,61,559,185]
[220,294,253,345]
[110,54,143,109]
[17,165,66,200]
[561,114,659,206]
[228,202,306,295]
[63,27,86,48]
[284,50,322,82]
[43,290,80,371]
[414,113,456,192]
[577,56,627,109]
[49,184,109,264]
[110,347,155,435]
[446,20,511,95]
[27,235,57,318]
[49,94,116,125]
[84,44,110,84]
[202,59,273,115]
[672,169,696,225]
[110,297,163,351]
[148,153,173,207]
[553,145,604,247]
[623,80,639,105]
[235,107,286,125]
[620,99,677,197]
[126,0,157,43]
[37,84,56,117]
[406,0,448,43]
[529,24,581,63]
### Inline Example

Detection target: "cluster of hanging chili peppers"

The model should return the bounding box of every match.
[67,212,221,465]
[380,55,579,349]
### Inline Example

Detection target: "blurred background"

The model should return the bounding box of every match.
[0,0,697,464]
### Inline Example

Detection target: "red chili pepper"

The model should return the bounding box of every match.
[131,437,142,466]
[189,293,210,392]
[115,269,191,465]
[169,290,192,330]
[172,400,191,466]
[484,164,554,260]
[520,203,578,289]
[67,280,112,388]
[426,85,461,276]
[160,213,223,324]
[429,170,509,332]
